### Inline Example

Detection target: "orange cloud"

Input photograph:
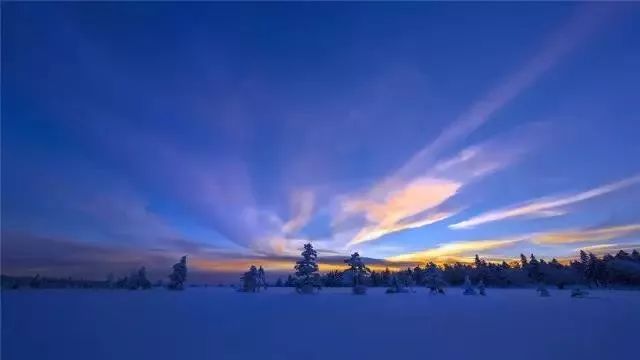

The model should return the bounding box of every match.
[386,237,525,263]
[341,176,461,246]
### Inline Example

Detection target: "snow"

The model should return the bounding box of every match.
[2,287,639,359]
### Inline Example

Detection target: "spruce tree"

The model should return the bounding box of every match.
[386,275,409,293]
[477,279,486,296]
[463,275,476,295]
[537,283,550,297]
[344,252,371,294]
[127,267,150,290]
[258,266,267,290]
[30,274,41,289]
[169,256,187,290]
[294,243,320,293]
[424,262,446,294]
[241,265,259,292]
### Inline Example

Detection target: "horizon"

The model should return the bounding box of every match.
[3,2,640,283]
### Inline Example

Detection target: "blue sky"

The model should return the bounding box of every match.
[2,2,640,279]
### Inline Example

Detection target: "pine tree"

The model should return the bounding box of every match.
[106,273,115,288]
[275,278,283,287]
[386,275,409,293]
[477,279,486,296]
[520,254,528,268]
[382,267,391,286]
[258,266,267,290]
[537,283,550,297]
[241,265,259,292]
[294,243,320,293]
[285,275,296,287]
[463,275,476,295]
[137,267,152,289]
[30,274,41,289]
[345,252,371,294]
[424,262,446,294]
[528,254,542,282]
[169,256,187,290]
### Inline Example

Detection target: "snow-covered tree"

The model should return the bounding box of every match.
[477,279,486,296]
[106,273,115,288]
[424,262,446,294]
[241,265,259,292]
[386,275,409,294]
[127,267,151,290]
[571,287,589,298]
[30,274,41,289]
[463,275,476,295]
[344,252,371,294]
[537,283,550,297]
[275,278,283,287]
[294,243,321,293]
[258,266,267,290]
[169,256,187,290]
[138,267,152,289]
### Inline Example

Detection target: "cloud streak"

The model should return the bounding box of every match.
[451,175,640,229]
[533,224,640,244]
[335,4,613,247]
[386,237,526,263]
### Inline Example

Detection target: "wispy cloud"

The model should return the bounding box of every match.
[338,124,542,246]
[282,190,315,235]
[386,237,526,263]
[333,5,611,247]
[451,175,640,229]
[574,242,640,256]
[533,223,640,244]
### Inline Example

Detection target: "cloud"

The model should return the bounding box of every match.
[451,175,640,229]
[574,243,640,256]
[386,237,526,263]
[533,224,640,244]
[387,4,613,184]
[282,190,315,235]
[337,124,542,246]
[0,231,177,279]
[333,4,612,247]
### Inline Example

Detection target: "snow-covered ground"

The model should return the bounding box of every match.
[2,287,639,360]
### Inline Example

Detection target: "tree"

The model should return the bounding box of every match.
[463,275,476,295]
[285,275,296,287]
[528,254,542,282]
[520,254,528,268]
[424,262,446,294]
[386,275,409,294]
[258,266,267,290]
[294,243,321,293]
[537,283,550,297]
[344,252,371,294]
[322,270,344,287]
[169,256,187,290]
[477,279,486,296]
[137,267,152,289]
[240,265,259,292]
[106,273,115,288]
[275,278,283,287]
[30,274,41,289]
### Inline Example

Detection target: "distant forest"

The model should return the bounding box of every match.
[2,249,640,290]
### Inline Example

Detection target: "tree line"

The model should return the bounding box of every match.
[264,245,640,290]
[2,256,188,290]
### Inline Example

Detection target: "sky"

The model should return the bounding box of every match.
[2,2,640,282]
